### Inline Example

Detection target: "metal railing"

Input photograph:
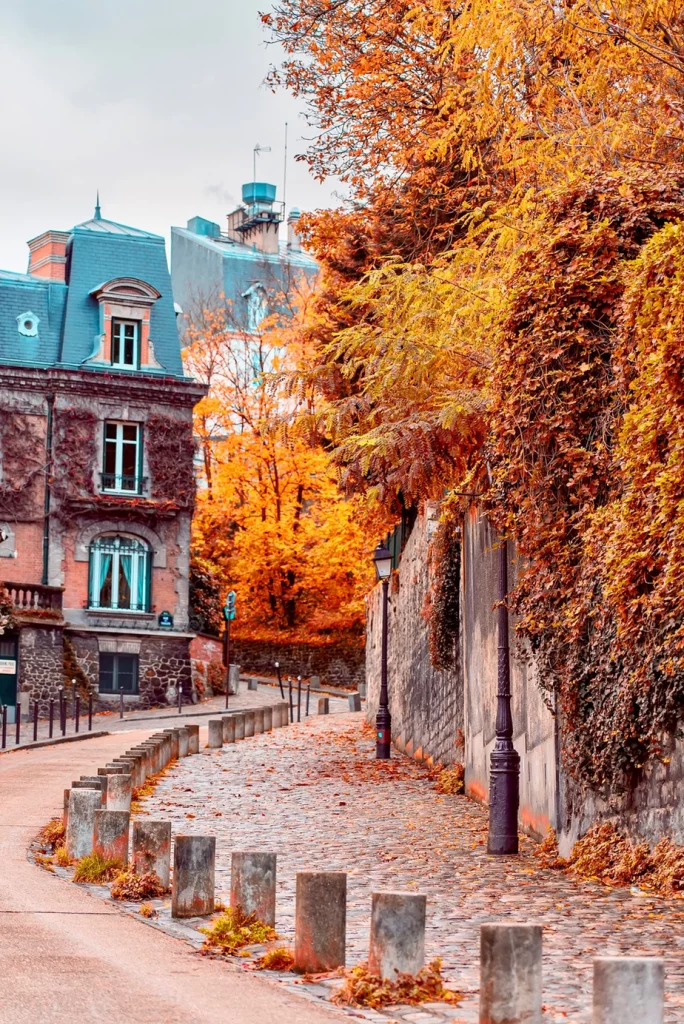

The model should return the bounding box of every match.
[99,473,147,494]
[1,684,94,750]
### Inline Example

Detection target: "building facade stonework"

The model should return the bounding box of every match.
[0,207,205,716]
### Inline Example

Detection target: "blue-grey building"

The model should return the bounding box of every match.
[171,182,318,334]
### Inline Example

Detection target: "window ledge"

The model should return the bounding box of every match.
[98,690,142,702]
[86,609,155,620]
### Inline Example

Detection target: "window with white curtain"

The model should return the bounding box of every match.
[88,535,150,612]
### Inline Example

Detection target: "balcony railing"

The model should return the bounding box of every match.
[99,473,147,495]
[3,581,63,613]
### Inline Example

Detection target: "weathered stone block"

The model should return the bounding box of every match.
[177,728,190,758]
[253,709,264,734]
[310,675,321,690]
[66,788,101,860]
[207,719,223,748]
[106,773,132,813]
[231,851,277,927]
[263,706,273,731]
[229,664,241,695]
[162,729,180,761]
[247,677,258,691]
[369,891,426,980]
[233,712,245,740]
[295,871,346,973]
[132,819,171,888]
[222,715,236,743]
[93,810,130,865]
[348,692,362,712]
[244,710,255,738]
[172,835,216,918]
[318,697,330,716]
[185,724,200,755]
[593,957,664,1024]
[480,923,542,1024]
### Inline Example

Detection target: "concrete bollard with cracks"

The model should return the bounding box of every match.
[295,871,347,973]
[132,820,172,888]
[66,788,102,860]
[369,892,426,980]
[93,810,130,865]
[106,773,132,813]
[222,716,236,744]
[593,957,664,1024]
[263,706,273,732]
[231,851,277,927]
[71,779,105,808]
[318,697,330,716]
[185,724,200,755]
[162,729,180,761]
[243,710,255,738]
[253,709,265,735]
[177,728,190,758]
[480,923,542,1024]
[172,836,216,918]
[80,775,108,804]
[207,720,223,748]
[233,712,246,741]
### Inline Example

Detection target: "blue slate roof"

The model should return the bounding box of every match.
[0,214,184,376]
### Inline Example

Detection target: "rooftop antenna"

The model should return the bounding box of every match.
[253,143,272,192]
[94,190,102,221]
[283,122,288,214]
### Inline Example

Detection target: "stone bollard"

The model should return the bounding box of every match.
[177,728,190,758]
[229,664,241,695]
[231,851,277,927]
[593,957,664,1024]
[310,675,321,690]
[358,682,367,699]
[72,779,105,807]
[63,788,70,826]
[106,773,132,813]
[162,729,180,761]
[66,788,102,860]
[128,747,153,778]
[93,810,130,865]
[100,765,126,775]
[253,709,264,735]
[279,701,290,726]
[318,697,330,715]
[233,713,245,741]
[348,692,362,712]
[172,835,216,918]
[295,871,347,973]
[244,710,255,738]
[113,757,142,789]
[132,820,172,888]
[480,923,542,1024]
[248,677,258,691]
[208,719,223,748]
[185,724,200,755]
[369,892,426,980]
[263,706,273,732]
[81,775,108,803]
[222,716,236,744]
[271,704,282,728]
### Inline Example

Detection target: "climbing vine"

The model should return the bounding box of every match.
[425,495,463,672]
[52,407,98,508]
[0,409,44,520]
[146,415,196,510]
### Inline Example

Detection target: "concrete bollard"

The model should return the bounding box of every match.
[271,704,282,728]
[253,709,264,735]
[247,677,258,691]
[358,682,367,699]
[66,788,102,860]
[100,765,126,775]
[480,923,542,1024]
[177,728,190,758]
[233,713,245,741]
[369,892,426,980]
[229,664,241,695]
[172,835,216,918]
[593,957,664,1024]
[132,820,172,888]
[318,697,330,715]
[72,780,105,807]
[348,692,362,712]
[162,729,180,761]
[63,788,70,826]
[222,716,236,744]
[208,720,223,748]
[310,675,321,690]
[113,757,142,789]
[185,724,200,755]
[81,775,108,803]
[231,851,277,927]
[263,706,273,732]
[279,701,290,726]
[106,773,132,813]
[128,747,153,778]
[93,810,130,865]
[244,710,255,738]
[295,871,347,973]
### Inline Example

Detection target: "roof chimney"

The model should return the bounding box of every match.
[27,230,70,281]
[287,208,302,253]
[225,183,282,254]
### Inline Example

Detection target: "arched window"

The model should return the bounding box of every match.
[88,535,150,612]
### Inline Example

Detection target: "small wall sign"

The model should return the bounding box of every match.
[158,611,174,629]
[0,658,16,674]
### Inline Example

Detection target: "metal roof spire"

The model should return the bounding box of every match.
[94,190,102,221]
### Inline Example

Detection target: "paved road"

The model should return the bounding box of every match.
[0,725,341,1024]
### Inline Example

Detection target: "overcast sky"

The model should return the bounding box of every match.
[0,0,340,272]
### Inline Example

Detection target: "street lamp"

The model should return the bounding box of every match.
[487,535,520,855]
[373,542,393,759]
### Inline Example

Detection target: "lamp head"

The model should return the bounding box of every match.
[373,542,393,582]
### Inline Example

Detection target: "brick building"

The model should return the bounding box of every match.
[0,203,205,719]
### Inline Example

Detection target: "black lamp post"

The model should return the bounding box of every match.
[487,534,520,855]
[373,542,393,759]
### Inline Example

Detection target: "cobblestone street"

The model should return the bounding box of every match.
[138,713,684,1023]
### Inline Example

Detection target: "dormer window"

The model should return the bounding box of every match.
[112,319,139,369]
[17,311,39,338]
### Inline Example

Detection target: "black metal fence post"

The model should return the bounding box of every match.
[178,682,182,714]
[275,661,285,699]
[33,700,38,742]
[49,698,54,739]
[1,705,6,749]
[288,678,293,723]
[15,701,21,745]
[119,687,124,720]
[305,684,310,717]
[57,687,64,735]
[71,680,76,720]
[88,691,93,732]
[75,695,80,733]
[60,689,66,736]
[297,676,302,723]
